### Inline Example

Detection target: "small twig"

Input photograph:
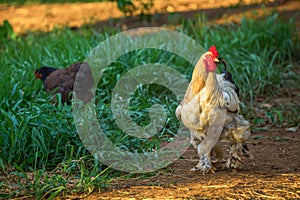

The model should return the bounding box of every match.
[201,185,228,188]
[252,190,285,199]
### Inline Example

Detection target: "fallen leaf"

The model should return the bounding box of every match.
[285,127,298,132]
[260,103,272,109]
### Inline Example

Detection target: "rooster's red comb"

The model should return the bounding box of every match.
[208,45,218,59]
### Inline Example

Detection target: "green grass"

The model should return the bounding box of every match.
[0,12,299,198]
[182,13,299,102]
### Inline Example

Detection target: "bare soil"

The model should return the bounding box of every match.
[1,0,300,36]
[91,129,300,199]
[1,0,299,199]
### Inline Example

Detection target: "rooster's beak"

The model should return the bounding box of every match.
[214,58,220,63]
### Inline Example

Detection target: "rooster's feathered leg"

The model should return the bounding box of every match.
[192,108,226,172]
[225,114,252,169]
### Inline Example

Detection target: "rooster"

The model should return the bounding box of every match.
[34,62,94,104]
[176,46,251,173]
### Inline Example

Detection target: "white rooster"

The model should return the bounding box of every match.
[176,46,251,172]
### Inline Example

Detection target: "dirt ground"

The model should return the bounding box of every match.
[91,130,300,199]
[1,0,300,36]
[1,0,300,199]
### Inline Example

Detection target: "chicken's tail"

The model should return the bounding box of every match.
[220,58,240,97]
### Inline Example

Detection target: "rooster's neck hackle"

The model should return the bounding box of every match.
[205,72,222,109]
[190,52,212,94]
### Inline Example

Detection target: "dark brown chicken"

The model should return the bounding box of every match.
[34,62,94,104]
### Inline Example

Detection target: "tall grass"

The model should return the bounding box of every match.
[182,13,299,102]
[0,13,299,198]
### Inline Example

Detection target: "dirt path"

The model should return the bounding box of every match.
[84,127,300,199]
[1,0,300,199]
[1,0,300,35]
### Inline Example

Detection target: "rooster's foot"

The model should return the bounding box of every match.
[190,166,216,174]
[191,154,214,173]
